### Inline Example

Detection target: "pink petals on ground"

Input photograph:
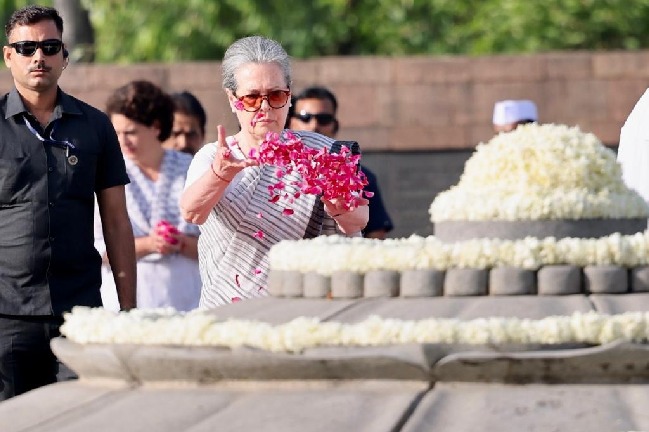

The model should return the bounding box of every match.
[253,230,265,239]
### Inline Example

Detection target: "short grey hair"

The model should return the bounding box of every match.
[221,36,292,93]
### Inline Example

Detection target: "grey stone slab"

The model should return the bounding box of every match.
[54,338,437,383]
[187,381,427,432]
[327,296,595,322]
[584,265,629,294]
[537,265,582,295]
[434,341,649,384]
[364,270,399,297]
[2,380,427,432]
[434,218,647,242]
[444,268,488,296]
[2,383,242,432]
[131,345,437,382]
[590,292,649,314]
[489,267,536,296]
[630,266,649,292]
[205,297,357,324]
[402,382,649,432]
[303,272,330,298]
[50,337,135,382]
[400,269,444,297]
[0,381,130,432]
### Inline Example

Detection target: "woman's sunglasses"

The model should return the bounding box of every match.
[234,89,290,112]
[293,111,336,126]
[8,39,63,56]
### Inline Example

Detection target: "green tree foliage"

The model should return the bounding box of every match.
[1,0,52,38]
[79,0,649,63]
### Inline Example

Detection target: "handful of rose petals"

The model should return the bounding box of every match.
[155,220,180,245]
[254,131,369,212]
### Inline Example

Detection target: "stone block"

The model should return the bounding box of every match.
[537,265,582,295]
[583,265,629,294]
[303,273,331,298]
[489,267,537,296]
[50,338,134,382]
[364,270,400,298]
[331,271,363,298]
[282,271,304,298]
[266,270,284,297]
[400,269,445,297]
[630,266,649,293]
[444,268,488,296]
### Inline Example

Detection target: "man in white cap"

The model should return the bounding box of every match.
[492,99,539,133]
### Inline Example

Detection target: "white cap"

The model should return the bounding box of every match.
[492,100,538,126]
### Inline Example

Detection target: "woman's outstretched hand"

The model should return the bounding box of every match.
[322,196,370,235]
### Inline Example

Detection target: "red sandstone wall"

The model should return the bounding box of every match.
[2,50,647,150]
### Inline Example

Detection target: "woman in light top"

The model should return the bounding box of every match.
[96,80,201,311]
[181,36,368,308]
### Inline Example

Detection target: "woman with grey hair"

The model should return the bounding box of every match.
[181,36,368,307]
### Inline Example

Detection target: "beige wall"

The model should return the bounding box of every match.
[2,50,648,150]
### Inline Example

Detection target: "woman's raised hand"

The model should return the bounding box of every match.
[211,125,258,181]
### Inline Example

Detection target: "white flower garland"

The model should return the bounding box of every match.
[429,123,649,222]
[267,232,649,274]
[61,307,649,353]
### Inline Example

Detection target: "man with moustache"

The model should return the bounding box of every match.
[0,5,136,400]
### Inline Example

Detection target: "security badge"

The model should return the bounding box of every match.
[65,147,78,165]
[23,116,80,166]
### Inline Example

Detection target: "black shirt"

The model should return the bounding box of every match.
[0,88,129,316]
[361,166,394,236]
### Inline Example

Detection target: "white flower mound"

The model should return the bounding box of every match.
[61,306,649,352]
[268,232,649,273]
[430,123,649,222]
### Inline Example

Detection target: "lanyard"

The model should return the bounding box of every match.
[23,115,78,165]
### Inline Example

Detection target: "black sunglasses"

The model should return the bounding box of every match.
[8,39,63,56]
[293,111,336,126]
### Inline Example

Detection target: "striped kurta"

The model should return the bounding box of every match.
[185,131,339,308]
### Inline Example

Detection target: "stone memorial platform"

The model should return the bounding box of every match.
[1,295,649,432]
